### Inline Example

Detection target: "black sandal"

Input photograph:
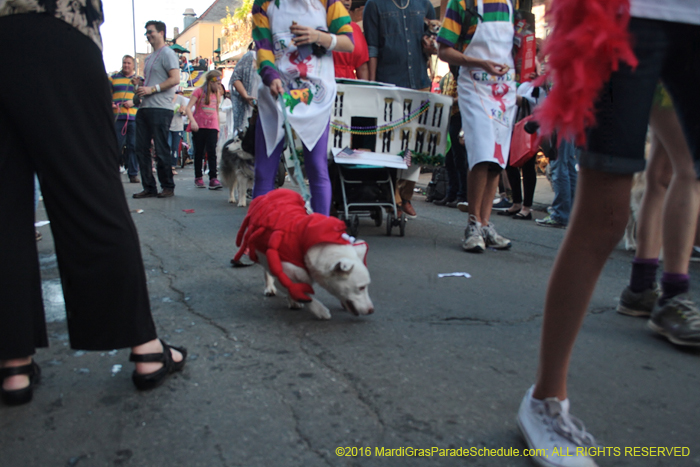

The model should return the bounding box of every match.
[0,361,41,406]
[129,340,187,391]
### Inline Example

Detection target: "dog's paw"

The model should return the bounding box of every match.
[238,200,247,207]
[308,299,331,320]
[264,285,277,296]
[286,296,304,309]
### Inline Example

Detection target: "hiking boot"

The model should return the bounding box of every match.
[482,222,511,250]
[462,216,485,253]
[401,200,417,219]
[157,188,174,198]
[446,197,466,209]
[492,198,513,211]
[209,178,223,190]
[617,284,660,317]
[133,190,157,199]
[517,386,599,467]
[536,215,567,228]
[129,175,140,183]
[194,177,205,188]
[647,293,700,346]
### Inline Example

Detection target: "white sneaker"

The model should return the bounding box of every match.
[457,201,469,213]
[482,222,512,249]
[517,386,599,467]
[462,215,485,253]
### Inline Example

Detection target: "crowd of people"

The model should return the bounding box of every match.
[2,2,699,467]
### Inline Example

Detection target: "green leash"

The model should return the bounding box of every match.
[278,94,311,205]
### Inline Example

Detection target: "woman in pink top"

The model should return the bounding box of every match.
[185,70,224,189]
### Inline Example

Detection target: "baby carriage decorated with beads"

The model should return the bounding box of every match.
[325,80,453,236]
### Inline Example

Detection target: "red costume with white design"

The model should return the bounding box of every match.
[234,189,367,302]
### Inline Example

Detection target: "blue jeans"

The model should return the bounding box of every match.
[550,139,577,225]
[114,118,139,176]
[135,108,174,192]
[168,131,182,167]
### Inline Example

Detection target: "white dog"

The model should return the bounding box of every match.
[233,189,374,319]
[220,137,254,206]
[259,241,374,319]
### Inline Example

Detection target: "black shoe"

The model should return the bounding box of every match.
[157,188,174,198]
[1,361,41,406]
[129,175,140,183]
[446,198,466,208]
[433,196,454,206]
[130,340,187,391]
[133,190,157,199]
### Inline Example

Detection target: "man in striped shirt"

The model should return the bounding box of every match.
[110,55,141,183]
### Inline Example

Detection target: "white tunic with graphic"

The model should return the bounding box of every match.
[257,0,336,155]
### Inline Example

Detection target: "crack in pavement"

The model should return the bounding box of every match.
[142,243,239,343]
[424,313,543,326]
[274,386,335,467]
[296,325,387,433]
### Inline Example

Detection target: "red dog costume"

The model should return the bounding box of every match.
[234,189,367,303]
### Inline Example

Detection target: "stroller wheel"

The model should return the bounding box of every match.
[399,213,406,237]
[386,212,394,236]
[371,207,383,227]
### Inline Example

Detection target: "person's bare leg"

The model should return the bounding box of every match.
[533,168,633,401]
[480,170,501,225]
[634,131,672,259]
[651,107,700,275]
[467,164,490,224]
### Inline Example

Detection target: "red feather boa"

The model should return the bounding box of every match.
[533,0,638,145]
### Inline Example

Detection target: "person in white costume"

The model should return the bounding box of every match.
[252,0,354,215]
[438,0,516,253]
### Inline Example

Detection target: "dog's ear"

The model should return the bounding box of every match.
[333,259,354,275]
[352,241,368,264]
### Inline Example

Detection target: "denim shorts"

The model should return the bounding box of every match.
[579,18,700,177]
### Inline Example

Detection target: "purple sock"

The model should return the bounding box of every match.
[660,273,690,304]
[629,258,659,293]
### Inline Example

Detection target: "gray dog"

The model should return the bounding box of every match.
[220,137,255,206]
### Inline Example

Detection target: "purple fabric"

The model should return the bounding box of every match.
[253,117,332,215]
[629,257,659,293]
[483,2,509,14]
[260,66,281,87]
[660,272,690,304]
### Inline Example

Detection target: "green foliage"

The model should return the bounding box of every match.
[234,0,254,21]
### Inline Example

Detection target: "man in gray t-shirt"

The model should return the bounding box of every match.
[133,20,181,198]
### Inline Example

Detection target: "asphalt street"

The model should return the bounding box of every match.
[2,166,699,467]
